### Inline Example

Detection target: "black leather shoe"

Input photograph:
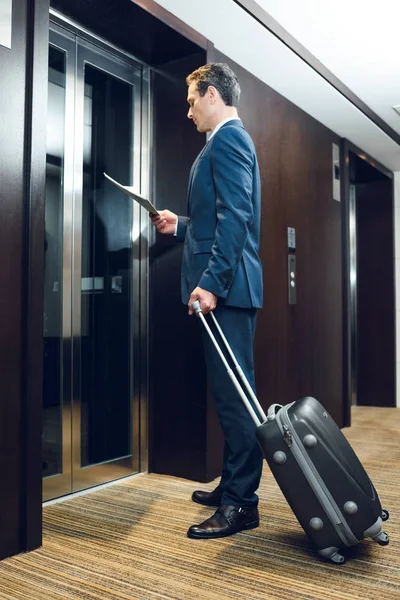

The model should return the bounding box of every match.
[187,504,259,539]
[191,486,222,507]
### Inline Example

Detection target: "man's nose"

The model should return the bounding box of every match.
[187,107,193,119]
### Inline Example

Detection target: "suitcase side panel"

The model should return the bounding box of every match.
[256,421,345,551]
[290,398,378,498]
[288,397,382,539]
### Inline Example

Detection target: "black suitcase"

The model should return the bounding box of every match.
[193,301,390,564]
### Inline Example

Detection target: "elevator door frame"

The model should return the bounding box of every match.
[341,139,395,426]
[44,18,150,501]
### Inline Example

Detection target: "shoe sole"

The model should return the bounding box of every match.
[191,495,221,508]
[187,520,259,539]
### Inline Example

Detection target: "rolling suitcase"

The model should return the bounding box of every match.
[192,301,390,564]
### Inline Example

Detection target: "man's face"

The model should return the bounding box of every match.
[187,82,213,133]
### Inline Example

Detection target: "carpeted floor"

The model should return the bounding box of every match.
[0,407,398,600]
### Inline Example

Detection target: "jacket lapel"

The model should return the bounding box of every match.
[187,142,209,210]
[187,121,244,211]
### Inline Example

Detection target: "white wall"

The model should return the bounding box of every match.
[395,172,400,406]
[255,0,400,136]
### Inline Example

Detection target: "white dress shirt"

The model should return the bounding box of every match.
[207,116,240,140]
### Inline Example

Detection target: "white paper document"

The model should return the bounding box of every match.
[103,173,158,215]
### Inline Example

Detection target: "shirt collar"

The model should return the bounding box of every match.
[208,117,240,140]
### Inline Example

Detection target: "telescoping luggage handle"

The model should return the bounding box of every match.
[192,300,268,428]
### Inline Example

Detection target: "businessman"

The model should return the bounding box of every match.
[151,63,263,539]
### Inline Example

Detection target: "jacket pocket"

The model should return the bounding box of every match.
[192,238,214,254]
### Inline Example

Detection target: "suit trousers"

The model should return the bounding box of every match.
[199,304,263,507]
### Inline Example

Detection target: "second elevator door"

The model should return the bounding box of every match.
[43,25,148,500]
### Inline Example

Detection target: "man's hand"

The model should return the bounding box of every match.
[188,287,217,315]
[150,210,178,235]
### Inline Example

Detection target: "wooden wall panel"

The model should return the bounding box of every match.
[207,47,343,428]
[23,0,50,551]
[0,0,26,560]
[50,0,203,65]
[0,0,49,559]
[149,52,217,481]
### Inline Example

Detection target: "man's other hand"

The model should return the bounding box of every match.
[188,287,217,315]
[150,210,178,235]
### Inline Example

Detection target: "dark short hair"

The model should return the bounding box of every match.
[186,62,241,107]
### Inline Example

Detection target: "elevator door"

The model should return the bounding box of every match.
[43,25,148,500]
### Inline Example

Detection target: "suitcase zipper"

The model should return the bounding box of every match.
[282,425,293,448]
[276,404,358,547]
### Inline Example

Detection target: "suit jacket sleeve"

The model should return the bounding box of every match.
[176,216,189,242]
[198,127,254,298]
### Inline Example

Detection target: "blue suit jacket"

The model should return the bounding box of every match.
[176,119,263,309]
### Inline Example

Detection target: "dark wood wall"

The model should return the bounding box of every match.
[50,0,206,64]
[149,45,344,482]
[356,178,395,406]
[0,0,49,559]
[207,47,343,426]
[149,52,226,482]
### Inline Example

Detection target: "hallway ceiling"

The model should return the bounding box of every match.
[255,0,400,137]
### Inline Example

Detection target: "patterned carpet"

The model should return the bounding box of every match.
[0,407,399,600]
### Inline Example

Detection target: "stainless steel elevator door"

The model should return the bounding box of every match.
[43,24,148,501]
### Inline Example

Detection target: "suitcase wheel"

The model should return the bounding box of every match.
[373,531,390,546]
[381,509,389,522]
[329,552,345,565]
[319,548,345,564]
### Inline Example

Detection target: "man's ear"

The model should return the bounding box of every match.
[207,85,219,104]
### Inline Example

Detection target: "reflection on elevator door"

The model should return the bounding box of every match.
[43,24,147,501]
[80,64,133,469]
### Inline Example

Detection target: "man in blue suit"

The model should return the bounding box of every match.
[151,63,263,539]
